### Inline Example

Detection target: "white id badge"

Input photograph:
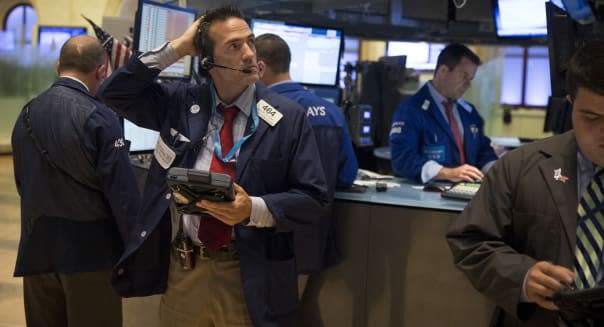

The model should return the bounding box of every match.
[257,99,283,126]
[154,136,176,169]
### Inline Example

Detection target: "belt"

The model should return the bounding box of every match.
[193,241,238,261]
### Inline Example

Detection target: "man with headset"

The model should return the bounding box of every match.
[99,5,328,327]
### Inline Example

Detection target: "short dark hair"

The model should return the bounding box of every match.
[435,43,481,71]
[566,40,604,99]
[196,5,245,59]
[255,33,291,74]
[58,35,104,74]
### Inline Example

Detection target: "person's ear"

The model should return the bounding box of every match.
[566,94,573,104]
[96,63,107,81]
[55,60,60,76]
[438,64,450,75]
[258,60,266,78]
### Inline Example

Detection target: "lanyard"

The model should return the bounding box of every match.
[209,83,259,163]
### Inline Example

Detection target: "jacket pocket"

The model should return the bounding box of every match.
[247,158,288,193]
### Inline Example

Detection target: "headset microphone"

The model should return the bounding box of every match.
[200,57,253,74]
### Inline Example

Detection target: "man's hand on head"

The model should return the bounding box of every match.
[171,17,203,58]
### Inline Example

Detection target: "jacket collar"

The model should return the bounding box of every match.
[417,84,459,145]
[268,80,304,94]
[53,77,93,98]
[236,81,275,178]
[537,131,578,253]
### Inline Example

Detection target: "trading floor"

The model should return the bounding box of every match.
[0,154,25,326]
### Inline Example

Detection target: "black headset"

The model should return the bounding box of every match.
[194,18,213,70]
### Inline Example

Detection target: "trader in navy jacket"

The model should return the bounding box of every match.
[98,5,328,327]
[255,33,358,277]
[389,44,497,183]
[12,36,140,327]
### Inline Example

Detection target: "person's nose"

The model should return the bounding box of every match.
[242,43,255,61]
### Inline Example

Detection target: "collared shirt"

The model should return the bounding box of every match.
[140,42,276,244]
[426,81,465,138]
[62,75,90,92]
[266,80,295,88]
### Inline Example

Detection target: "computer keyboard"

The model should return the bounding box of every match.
[441,182,481,200]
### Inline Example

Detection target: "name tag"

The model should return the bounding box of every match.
[257,99,283,126]
[154,136,176,169]
[422,145,446,162]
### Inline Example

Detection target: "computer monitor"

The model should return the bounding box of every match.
[493,0,548,38]
[38,26,87,53]
[123,120,159,154]
[133,0,196,79]
[251,19,343,86]
[303,84,342,105]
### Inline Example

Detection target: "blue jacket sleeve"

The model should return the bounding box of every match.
[98,56,187,131]
[389,102,428,182]
[83,108,141,242]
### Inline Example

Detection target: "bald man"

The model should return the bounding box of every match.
[11,35,140,327]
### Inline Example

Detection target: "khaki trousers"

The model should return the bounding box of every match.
[159,249,253,327]
[23,270,121,327]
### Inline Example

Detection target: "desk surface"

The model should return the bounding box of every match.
[336,179,468,212]
[132,159,468,213]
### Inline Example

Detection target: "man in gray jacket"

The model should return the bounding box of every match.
[447,40,604,326]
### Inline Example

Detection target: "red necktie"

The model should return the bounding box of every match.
[443,100,465,165]
[197,104,239,252]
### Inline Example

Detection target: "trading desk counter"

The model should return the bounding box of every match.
[297,180,494,327]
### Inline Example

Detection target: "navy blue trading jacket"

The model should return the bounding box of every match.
[12,78,140,276]
[98,57,328,327]
[389,83,497,182]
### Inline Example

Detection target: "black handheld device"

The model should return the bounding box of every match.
[553,286,604,321]
[166,167,235,214]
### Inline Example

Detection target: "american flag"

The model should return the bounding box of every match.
[82,15,132,78]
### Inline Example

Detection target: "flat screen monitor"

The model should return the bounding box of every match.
[303,84,342,105]
[123,120,159,154]
[38,26,87,53]
[493,0,548,38]
[251,19,343,86]
[133,0,196,79]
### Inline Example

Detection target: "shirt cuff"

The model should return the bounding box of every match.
[520,270,532,303]
[421,160,443,183]
[139,42,181,70]
[246,196,276,228]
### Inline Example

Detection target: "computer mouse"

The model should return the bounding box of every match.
[423,183,447,192]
